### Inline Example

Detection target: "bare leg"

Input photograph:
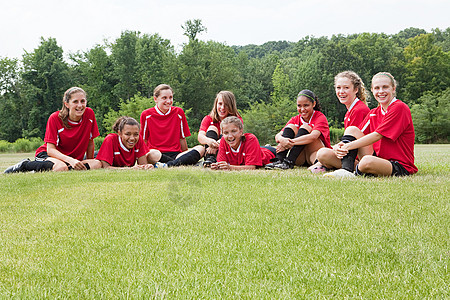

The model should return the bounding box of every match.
[146,149,162,164]
[357,155,393,176]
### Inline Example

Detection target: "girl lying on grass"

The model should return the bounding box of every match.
[211,116,275,171]
[265,89,331,170]
[197,91,243,167]
[95,116,153,170]
[322,72,418,177]
[311,71,370,173]
[4,87,101,173]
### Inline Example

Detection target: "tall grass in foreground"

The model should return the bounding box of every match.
[0,145,448,298]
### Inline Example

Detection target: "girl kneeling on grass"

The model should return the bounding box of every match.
[197,91,243,167]
[140,84,205,168]
[4,87,101,173]
[265,89,331,170]
[323,72,417,178]
[311,71,370,173]
[211,116,275,171]
[96,116,154,170]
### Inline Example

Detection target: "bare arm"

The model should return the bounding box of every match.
[211,161,256,171]
[335,132,383,159]
[180,138,188,152]
[291,129,321,145]
[47,143,86,170]
[86,139,95,159]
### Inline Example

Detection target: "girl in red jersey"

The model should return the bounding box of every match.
[312,71,370,173]
[198,91,242,167]
[140,84,204,167]
[211,116,275,170]
[96,116,153,170]
[323,72,417,177]
[4,87,101,173]
[265,89,331,170]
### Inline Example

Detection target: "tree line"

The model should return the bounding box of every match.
[0,20,449,145]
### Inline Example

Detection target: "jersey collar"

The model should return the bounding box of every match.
[301,110,315,125]
[118,135,130,152]
[381,97,398,115]
[348,98,359,112]
[230,141,242,153]
[155,105,172,116]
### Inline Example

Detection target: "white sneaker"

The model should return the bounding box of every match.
[154,162,168,169]
[323,168,355,178]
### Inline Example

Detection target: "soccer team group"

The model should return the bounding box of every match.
[4,71,418,177]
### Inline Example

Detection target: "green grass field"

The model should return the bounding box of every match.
[0,145,449,298]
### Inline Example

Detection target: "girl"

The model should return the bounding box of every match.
[323,72,417,177]
[198,91,242,167]
[265,89,331,170]
[140,84,204,167]
[96,116,154,170]
[211,116,275,170]
[4,87,101,173]
[312,71,370,173]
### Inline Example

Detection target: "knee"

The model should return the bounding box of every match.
[146,149,161,164]
[357,156,376,172]
[193,145,205,156]
[316,148,334,163]
[300,124,312,132]
[343,126,363,138]
[52,161,69,172]
[87,159,102,170]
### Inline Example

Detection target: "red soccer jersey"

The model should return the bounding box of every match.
[199,115,244,133]
[359,99,417,174]
[35,107,100,160]
[344,98,370,128]
[217,133,274,167]
[96,133,147,167]
[284,110,331,148]
[140,106,191,153]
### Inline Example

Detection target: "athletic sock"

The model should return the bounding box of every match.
[340,135,357,172]
[286,128,309,163]
[204,130,219,161]
[166,150,202,167]
[24,160,54,172]
[276,127,296,160]
[84,163,91,170]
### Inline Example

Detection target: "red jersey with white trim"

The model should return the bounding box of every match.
[344,99,370,128]
[35,107,100,160]
[199,115,244,132]
[217,133,274,166]
[358,99,417,174]
[96,133,147,167]
[285,110,331,148]
[140,106,190,153]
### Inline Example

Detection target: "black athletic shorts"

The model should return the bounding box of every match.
[390,161,410,177]
[35,151,74,170]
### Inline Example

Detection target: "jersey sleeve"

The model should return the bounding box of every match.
[359,111,373,135]
[216,137,228,162]
[90,109,100,140]
[43,113,60,145]
[95,134,115,166]
[179,108,191,138]
[243,134,263,166]
[375,103,410,142]
[199,115,212,132]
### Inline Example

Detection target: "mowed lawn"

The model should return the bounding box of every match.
[0,145,448,298]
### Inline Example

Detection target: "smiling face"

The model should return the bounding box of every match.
[221,122,243,150]
[335,76,358,108]
[154,89,173,114]
[371,76,396,109]
[118,124,140,150]
[64,91,87,121]
[297,96,315,121]
[216,95,230,120]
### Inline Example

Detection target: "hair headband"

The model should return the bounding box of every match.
[298,93,315,102]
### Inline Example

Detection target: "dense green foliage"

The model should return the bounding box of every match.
[0,22,449,144]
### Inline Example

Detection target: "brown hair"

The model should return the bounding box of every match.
[112,116,140,133]
[335,71,368,105]
[209,91,241,123]
[58,87,86,129]
[153,84,174,98]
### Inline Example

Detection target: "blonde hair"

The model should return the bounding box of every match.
[153,84,173,98]
[220,116,243,131]
[209,91,241,123]
[335,71,368,105]
[58,87,86,129]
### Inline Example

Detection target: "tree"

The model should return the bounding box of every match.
[403,34,450,104]
[21,37,71,138]
[182,19,207,42]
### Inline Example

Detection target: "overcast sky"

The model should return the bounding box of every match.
[1,0,449,59]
